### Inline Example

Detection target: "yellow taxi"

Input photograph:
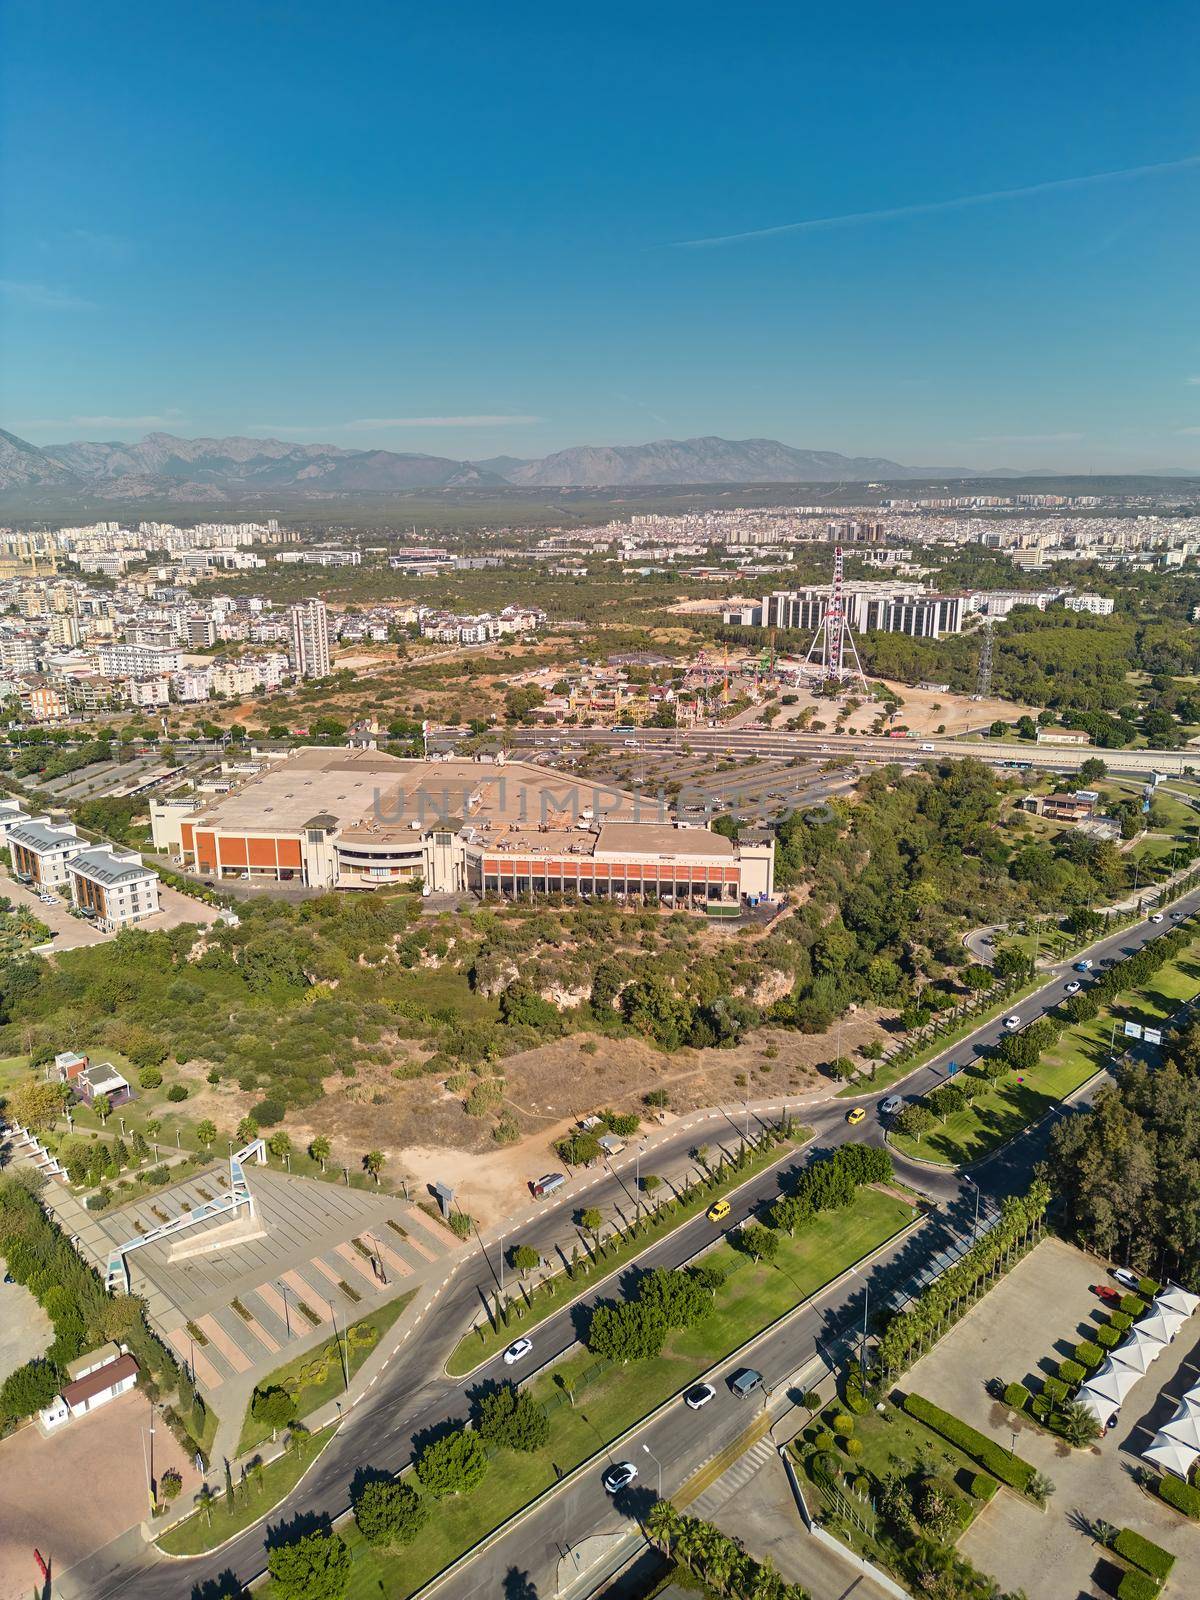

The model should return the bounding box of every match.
[706,1198,732,1223]
[846,1107,867,1126]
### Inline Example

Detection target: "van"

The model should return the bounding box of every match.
[1074,959,1092,972]
[531,1172,566,1198]
[730,1367,764,1399]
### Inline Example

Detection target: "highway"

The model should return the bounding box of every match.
[84,887,1200,1600]
[507,724,1193,779]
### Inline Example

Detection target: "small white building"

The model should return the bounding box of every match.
[39,1345,139,1430]
[1065,593,1116,616]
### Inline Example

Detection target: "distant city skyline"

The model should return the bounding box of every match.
[2,1,1199,473]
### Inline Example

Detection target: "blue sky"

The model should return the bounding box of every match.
[2,0,1199,472]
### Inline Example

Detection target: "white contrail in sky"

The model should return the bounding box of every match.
[675,154,1200,248]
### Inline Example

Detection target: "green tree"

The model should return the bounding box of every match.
[733,1222,779,1264]
[268,1130,293,1161]
[93,1093,112,1126]
[266,1530,351,1600]
[415,1427,489,1498]
[893,1104,936,1142]
[580,1207,603,1249]
[511,1243,540,1280]
[250,1385,297,1441]
[474,1384,551,1452]
[195,1120,217,1148]
[586,1299,668,1363]
[363,1149,386,1184]
[236,1116,259,1145]
[352,1478,428,1547]
[7,1077,65,1133]
[309,1135,331,1171]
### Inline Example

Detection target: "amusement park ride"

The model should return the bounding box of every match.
[692,545,870,707]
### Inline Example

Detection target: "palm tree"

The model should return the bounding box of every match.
[363,1149,385,1184]
[308,1134,331,1172]
[1058,1400,1100,1448]
[196,1119,217,1148]
[646,1498,680,1551]
[195,1483,216,1527]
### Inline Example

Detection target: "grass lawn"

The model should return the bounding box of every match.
[0,1053,29,1094]
[264,1188,916,1600]
[238,1292,417,1453]
[792,1394,994,1578]
[891,937,1200,1166]
[156,1424,337,1556]
[445,1129,809,1376]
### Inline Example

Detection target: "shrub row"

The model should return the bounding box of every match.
[1116,1573,1161,1600]
[901,1393,1037,1495]
[1112,1527,1175,1581]
[1154,1472,1200,1519]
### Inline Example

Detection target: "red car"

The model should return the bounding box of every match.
[1093,1283,1121,1306]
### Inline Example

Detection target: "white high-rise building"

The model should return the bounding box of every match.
[288,598,330,679]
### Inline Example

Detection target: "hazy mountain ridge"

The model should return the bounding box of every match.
[2,426,1183,507]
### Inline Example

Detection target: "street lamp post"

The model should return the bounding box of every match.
[642,1443,662,1500]
[329,1300,348,1391]
[278,1281,292,1337]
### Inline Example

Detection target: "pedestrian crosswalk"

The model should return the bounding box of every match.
[687,1435,777,1518]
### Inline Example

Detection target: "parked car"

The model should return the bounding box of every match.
[602,1461,638,1493]
[1093,1283,1122,1306]
[503,1337,533,1366]
[685,1383,716,1410]
[846,1107,866,1126]
[1064,980,1081,995]
[706,1199,732,1224]
[1111,1267,1141,1291]
[1003,1015,1022,1031]
[879,1095,902,1116]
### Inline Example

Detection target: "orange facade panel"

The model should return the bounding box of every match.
[220,835,248,867]
[195,831,216,868]
[180,822,194,852]
[247,837,277,868]
[277,838,302,869]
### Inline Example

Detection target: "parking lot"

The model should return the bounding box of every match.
[1,868,215,948]
[904,1237,1197,1600]
[0,1388,199,1600]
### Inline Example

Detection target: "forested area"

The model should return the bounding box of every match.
[1045,1011,1200,1284]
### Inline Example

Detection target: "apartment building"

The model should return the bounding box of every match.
[8,818,85,884]
[67,846,161,930]
[288,598,331,679]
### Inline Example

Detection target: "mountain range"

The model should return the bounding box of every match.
[0,426,1053,506]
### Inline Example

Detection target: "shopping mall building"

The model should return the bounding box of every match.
[150,747,774,911]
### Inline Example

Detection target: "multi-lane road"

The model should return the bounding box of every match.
[79,888,1200,1600]
[508,724,1193,779]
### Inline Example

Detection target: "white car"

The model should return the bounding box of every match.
[1064,980,1081,995]
[879,1095,903,1116]
[1111,1267,1141,1291]
[603,1461,639,1493]
[685,1383,716,1410]
[502,1337,533,1366]
[1003,1015,1022,1031]
[1150,913,1164,924]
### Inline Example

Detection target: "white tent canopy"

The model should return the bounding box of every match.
[1111,1326,1169,1375]
[1078,1357,1144,1425]
[1159,1398,1200,1452]
[1143,1433,1199,1480]
[1156,1283,1200,1320]
[1136,1306,1188,1347]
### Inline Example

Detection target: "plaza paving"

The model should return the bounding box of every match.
[62,1164,461,1402]
[0,1264,52,1387]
